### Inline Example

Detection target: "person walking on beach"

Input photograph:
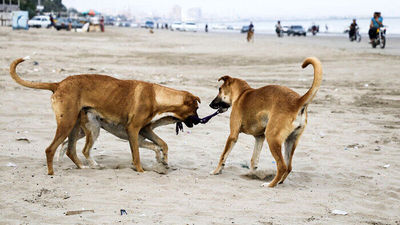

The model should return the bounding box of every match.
[49,14,55,28]
[369,12,383,43]
[275,20,283,37]
[247,22,254,42]
[205,24,208,32]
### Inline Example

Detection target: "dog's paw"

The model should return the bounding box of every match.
[210,169,221,175]
[260,182,270,187]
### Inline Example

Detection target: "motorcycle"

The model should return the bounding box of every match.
[371,26,386,48]
[349,26,361,42]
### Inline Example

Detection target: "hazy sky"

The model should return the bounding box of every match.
[62,0,399,19]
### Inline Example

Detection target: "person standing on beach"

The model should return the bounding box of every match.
[205,24,208,32]
[349,19,357,38]
[100,16,105,32]
[369,12,383,43]
[247,22,254,42]
[275,20,282,37]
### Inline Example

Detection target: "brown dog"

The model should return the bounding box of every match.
[57,108,179,169]
[10,57,200,175]
[209,57,322,187]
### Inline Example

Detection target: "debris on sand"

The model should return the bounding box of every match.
[240,163,249,169]
[331,209,348,215]
[65,209,94,216]
[16,138,30,143]
[120,209,127,215]
[383,164,390,168]
[6,162,17,167]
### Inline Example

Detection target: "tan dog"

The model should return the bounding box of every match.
[57,108,179,169]
[10,57,200,175]
[247,30,254,42]
[209,57,322,187]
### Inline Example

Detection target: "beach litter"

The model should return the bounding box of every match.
[331,209,348,215]
[240,163,249,169]
[16,138,30,143]
[383,164,390,168]
[6,162,17,167]
[120,209,127,215]
[65,209,94,216]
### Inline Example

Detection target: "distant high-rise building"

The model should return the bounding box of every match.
[170,5,182,21]
[186,7,202,22]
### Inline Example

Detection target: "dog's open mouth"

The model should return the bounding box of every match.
[209,100,230,112]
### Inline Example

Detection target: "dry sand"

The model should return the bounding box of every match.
[0,27,399,224]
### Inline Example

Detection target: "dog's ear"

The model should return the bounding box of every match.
[218,75,232,83]
[194,96,201,104]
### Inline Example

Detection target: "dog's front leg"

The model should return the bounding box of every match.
[210,133,238,175]
[140,126,169,166]
[127,124,144,172]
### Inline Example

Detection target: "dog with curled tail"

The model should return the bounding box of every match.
[209,57,322,187]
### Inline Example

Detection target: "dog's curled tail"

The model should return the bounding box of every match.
[10,57,58,92]
[298,57,322,107]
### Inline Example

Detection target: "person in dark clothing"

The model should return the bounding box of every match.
[349,19,357,38]
[205,24,208,32]
[49,14,55,28]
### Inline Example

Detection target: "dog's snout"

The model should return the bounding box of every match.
[209,98,220,109]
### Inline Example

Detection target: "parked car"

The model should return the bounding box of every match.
[170,22,183,31]
[54,18,83,30]
[287,25,306,36]
[240,25,249,33]
[144,21,154,29]
[28,15,51,28]
[183,22,198,32]
[281,26,290,34]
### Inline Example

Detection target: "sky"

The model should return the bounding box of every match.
[62,0,400,20]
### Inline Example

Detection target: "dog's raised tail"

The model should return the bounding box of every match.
[298,57,322,107]
[9,57,58,92]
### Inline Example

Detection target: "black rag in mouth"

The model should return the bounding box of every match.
[175,109,222,135]
[210,101,230,111]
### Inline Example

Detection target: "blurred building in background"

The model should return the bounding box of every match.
[169,5,181,21]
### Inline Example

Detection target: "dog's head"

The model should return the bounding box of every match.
[175,93,201,128]
[209,75,234,112]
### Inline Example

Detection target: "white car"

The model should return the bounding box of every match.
[28,15,51,28]
[170,22,183,31]
[183,22,198,32]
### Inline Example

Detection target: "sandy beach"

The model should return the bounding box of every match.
[0,27,399,224]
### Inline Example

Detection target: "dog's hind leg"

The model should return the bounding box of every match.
[80,112,100,168]
[45,96,80,175]
[279,126,305,184]
[138,136,162,163]
[57,127,85,162]
[250,135,264,173]
[262,118,291,187]
[66,120,86,169]
[140,126,168,166]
